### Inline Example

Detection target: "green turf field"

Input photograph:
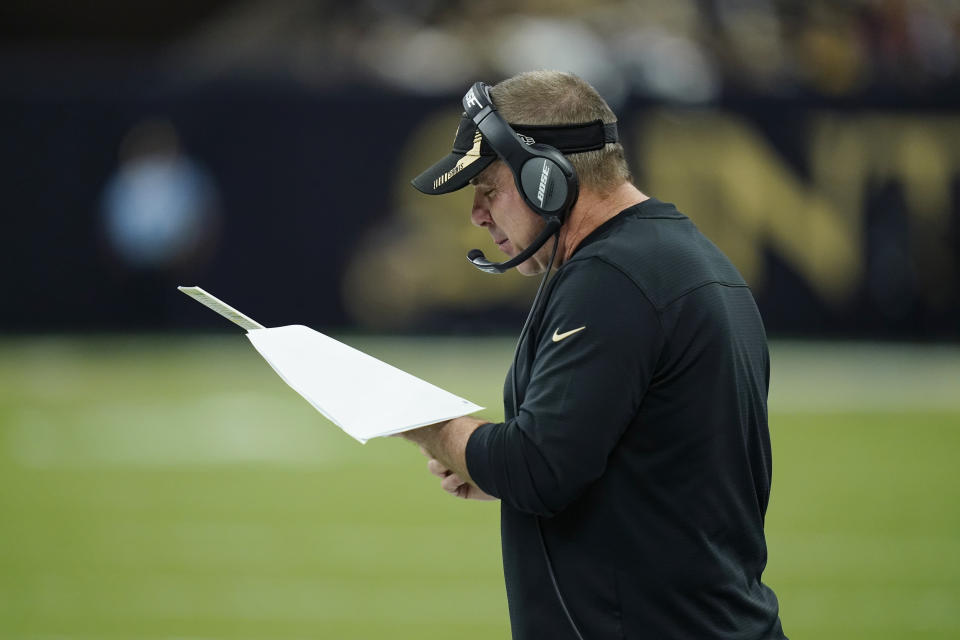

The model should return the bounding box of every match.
[0,335,957,639]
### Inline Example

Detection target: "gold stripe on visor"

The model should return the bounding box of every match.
[432,132,483,190]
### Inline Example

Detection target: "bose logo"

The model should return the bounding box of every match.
[517,133,535,145]
[464,89,482,110]
[537,161,551,206]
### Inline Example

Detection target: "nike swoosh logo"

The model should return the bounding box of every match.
[552,326,586,342]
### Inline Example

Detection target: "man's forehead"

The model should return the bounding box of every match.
[469,161,503,187]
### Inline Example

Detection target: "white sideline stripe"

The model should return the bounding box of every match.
[768,341,960,412]
[5,342,958,468]
[5,391,343,469]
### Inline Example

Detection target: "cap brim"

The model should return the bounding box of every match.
[411,151,495,195]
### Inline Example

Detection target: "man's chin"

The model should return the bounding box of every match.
[501,244,546,275]
[516,259,545,276]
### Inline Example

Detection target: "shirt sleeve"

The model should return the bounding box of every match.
[466,258,663,516]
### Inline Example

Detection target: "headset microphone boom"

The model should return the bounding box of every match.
[466,216,562,274]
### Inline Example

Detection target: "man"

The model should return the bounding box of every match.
[402,71,787,639]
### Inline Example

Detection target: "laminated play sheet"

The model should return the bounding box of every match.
[178,286,483,443]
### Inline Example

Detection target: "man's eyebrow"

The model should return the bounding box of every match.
[470,174,496,188]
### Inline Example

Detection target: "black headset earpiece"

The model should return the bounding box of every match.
[516,144,578,220]
[462,82,579,224]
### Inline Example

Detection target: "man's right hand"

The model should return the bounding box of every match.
[424,448,497,501]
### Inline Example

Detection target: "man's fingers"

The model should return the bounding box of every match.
[441,473,465,494]
[423,455,483,500]
[427,458,450,478]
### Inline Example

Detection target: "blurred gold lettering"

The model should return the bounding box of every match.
[636,110,859,303]
[809,113,958,306]
[636,110,959,307]
[346,108,960,328]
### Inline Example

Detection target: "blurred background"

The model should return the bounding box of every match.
[1,1,958,638]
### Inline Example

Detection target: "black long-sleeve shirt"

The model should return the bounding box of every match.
[466,198,786,639]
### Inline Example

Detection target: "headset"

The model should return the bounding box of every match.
[461,81,580,274]
[462,81,590,640]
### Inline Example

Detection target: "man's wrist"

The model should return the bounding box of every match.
[401,417,486,485]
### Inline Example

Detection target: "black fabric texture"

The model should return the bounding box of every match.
[465,198,787,640]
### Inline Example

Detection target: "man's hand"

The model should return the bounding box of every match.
[398,415,487,486]
[423,447,497,501]
[398,416,496,501]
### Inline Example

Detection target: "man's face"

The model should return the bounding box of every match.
[469,162,550,276]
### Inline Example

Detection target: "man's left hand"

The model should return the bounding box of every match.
[398,416,490,498]
[424,448,497,500]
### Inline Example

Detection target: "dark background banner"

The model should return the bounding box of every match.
[3,0,959,339]
[3,81,959,338]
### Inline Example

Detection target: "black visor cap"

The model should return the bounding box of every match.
[411,116,618,196]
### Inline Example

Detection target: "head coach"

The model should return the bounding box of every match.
[399,70,787,640]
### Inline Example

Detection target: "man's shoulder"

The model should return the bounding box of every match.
[550,249,653,313]
[566,199,748,311]
[569,198,690,267]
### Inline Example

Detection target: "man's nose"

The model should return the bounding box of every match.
[471,192,492,227]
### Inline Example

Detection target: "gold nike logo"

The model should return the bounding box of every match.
[552,326,586,342]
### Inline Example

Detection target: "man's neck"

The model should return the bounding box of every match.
[556,182,649,265]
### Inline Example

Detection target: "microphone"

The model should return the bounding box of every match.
[467,217,562,274]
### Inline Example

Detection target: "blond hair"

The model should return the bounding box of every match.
[491,70,632,195]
